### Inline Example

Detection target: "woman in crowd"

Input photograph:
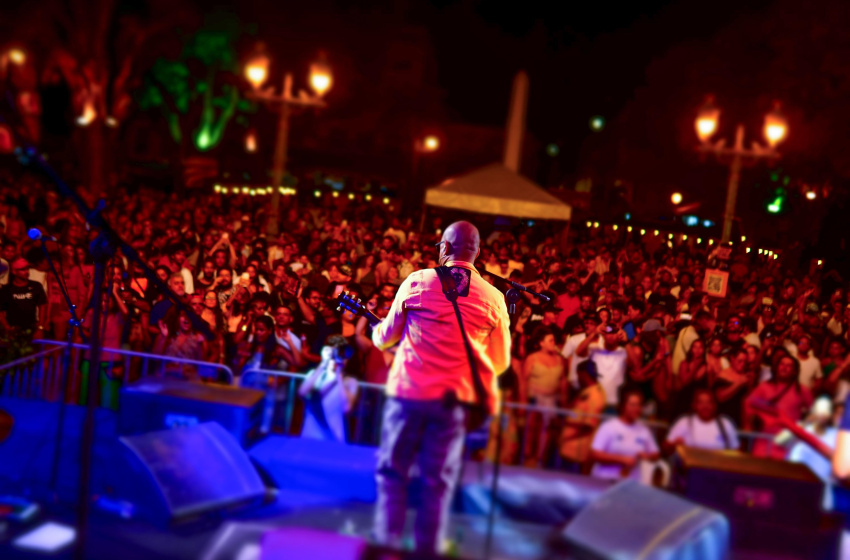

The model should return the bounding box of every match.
[520,326,567,466]
[153,307,207,380]
[80,282,129,409]
[705,337,726,385]
[672,337,709,420]
[745,354,814,459]
[355,253,377,297]
[665,388,739,453]
[590,387,660,481]
[714,348,752,427]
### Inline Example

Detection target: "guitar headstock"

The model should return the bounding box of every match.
[336,291,382,326]
[336,291,366,317]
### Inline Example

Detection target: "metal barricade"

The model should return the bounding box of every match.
[0,340,237,406]
[241,367,387,443]
[0,346,66,400]
[34,339,235,386]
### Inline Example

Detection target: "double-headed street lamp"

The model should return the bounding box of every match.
[245,49,332,235]
[695,96,788,243]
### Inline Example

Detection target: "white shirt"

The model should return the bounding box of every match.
[587,346,628,406]
[590,417,659,480]
[180,267,194,295]
[562,333,600,389]
[667,415,739,451]
[274,329,302,371]
[788,426,837,509]
[797,355,823,389]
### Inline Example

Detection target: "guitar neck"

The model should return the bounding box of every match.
[362,310,382,326]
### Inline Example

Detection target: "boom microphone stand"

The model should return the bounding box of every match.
[15,147,213,560]
[29,230,87,499]
[483,274,545,559]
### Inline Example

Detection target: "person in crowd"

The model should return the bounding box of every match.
[46,243,87,341]
[787,396,838,510]
[673,338,709,419]
[590,387,660,481]
[272,304,305,372]
[794,333,823,391]
[149,272,187,338]
[236,314,295,432]
[520,325,567,466]
[559,360,606,472]
[577,321,629,413]
[705,336,727,384]
[665,388,739,452]
[0,257,48,345]
[152,307,207,380]
[299,335,359,442]
[745,354,814,459]
[714,348,753,427]
[626,318,672,418]
[80,281,129,408]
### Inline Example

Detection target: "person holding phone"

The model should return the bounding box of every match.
[576,321,629,413]
[627,319,673,419]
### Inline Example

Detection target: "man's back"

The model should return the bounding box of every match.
[372,261,510,413]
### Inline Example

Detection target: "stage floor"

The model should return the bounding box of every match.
[0,493,553,560]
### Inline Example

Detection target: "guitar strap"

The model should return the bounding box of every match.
[434,266,489,414]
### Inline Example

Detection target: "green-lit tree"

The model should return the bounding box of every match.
[136,18,254,158]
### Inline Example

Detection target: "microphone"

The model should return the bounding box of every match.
[27,228,57,242]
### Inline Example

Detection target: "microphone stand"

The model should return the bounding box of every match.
[15,146,213,560]
[484,274,544,558]
[37,237,86,500]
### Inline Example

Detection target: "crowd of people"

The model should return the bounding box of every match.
[0,174,846,495]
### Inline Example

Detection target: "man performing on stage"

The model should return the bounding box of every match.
[371,220,511,553]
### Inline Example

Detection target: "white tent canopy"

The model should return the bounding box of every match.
[424,164,572,221]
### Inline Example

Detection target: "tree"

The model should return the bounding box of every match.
[136,17,254,155]
[4,0,194,193]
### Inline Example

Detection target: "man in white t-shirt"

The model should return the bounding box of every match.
[590,389,659,480]
[793,334,823,390]
[666,389,739,451]
[577,322,628,408]
[561,315,601,389]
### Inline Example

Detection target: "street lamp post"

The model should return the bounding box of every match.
[695,97,788,244]
[245,50,332,236]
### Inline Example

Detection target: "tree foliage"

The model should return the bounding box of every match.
[136,15,253,152]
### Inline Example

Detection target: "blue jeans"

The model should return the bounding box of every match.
[373,397,466,553]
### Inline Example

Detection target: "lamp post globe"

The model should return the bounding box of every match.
[695,96,720,143]
[763,102,788,148]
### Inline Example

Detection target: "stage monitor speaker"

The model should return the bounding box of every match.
[677,447,842,558]
[114,422,266,526]
[677,446,823,527]
[554,480,729,560]
[119,378,264,447]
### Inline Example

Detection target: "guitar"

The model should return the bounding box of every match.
[336,292,382,326]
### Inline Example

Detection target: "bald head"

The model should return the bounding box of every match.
[440,221,480,265]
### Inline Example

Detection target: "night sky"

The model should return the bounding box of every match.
[233,0,776,168]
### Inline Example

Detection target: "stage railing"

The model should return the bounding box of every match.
[1,343,785,463]
[0,340,235,404]
[0,346,66,400]
[241,367,387,445]
[241,367,782,461]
